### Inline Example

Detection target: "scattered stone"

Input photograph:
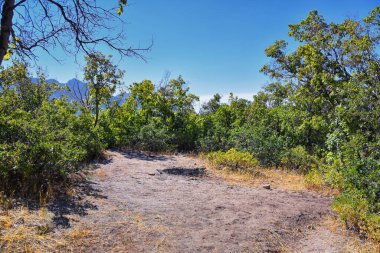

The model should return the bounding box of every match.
[15,217,25,225]
[262,184,271,190]
[148,172,156,176]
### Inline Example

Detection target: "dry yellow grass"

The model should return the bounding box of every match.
[67,228,93,240]
[198,153,307,192]
[201,155,340,196]
[0,208,65,253]
[205,165,307,192]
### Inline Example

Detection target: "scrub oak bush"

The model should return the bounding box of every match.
[0,62,104,196]
[280,146,317,172]
[205,148,259,173]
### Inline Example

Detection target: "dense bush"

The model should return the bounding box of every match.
[280,146,317,172]
[333,193,380,241]
[110,77,199,152]
[205,148,259,173]
[0,62,105,196]
[136,123,172,152]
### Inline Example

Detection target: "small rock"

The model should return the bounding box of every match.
[148,173,156,176]
[262,184,271,190]
[15,218,25,225]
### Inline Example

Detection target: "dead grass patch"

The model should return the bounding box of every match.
[305,182,341,196]
[206,165,307,192]
[0,208,65,253]
[66,228,93,240]
[201,156,339,195]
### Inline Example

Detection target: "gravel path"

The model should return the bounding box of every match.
[56,150,349,252]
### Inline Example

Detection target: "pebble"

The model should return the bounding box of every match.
[262,184,271,190]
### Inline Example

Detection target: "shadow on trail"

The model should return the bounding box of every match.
[119,150,174,162]
[9,177,107,229]
[46,179,107,228]
[160,167,208,177]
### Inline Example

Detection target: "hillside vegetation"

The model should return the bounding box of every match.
[0,8,379,242]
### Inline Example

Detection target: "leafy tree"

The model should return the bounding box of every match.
[198,93,250,152]
[111,76,199,151]
[200,93,222,114]
[259,7,380,239]
[197,8,380,239]
[83,52,124,127]
[156,76,199,150]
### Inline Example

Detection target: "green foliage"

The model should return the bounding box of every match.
[205,148,259,173]
[117,0,127,15]
[198,7,380,240]
[111,76,199,151]
[280,146,317,172]
[333,193,380,242]
[199,94,250,152]
[258,7,380,240]
[83,52,124,127]
[136,123,171,152]
[0,62,105,196]
[304,169,326,190]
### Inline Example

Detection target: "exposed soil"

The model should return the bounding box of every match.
[52,150,351,252]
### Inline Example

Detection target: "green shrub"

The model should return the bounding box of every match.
[231,124,286,167]
[333,193,380,242]
[280,146,317,172]
[205,148,259,173]
[304,169,325,190]
[136,123,172,152]
[0,63,105,196]
[0,99,104,195]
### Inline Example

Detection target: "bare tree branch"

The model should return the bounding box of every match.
[0,0,150,65]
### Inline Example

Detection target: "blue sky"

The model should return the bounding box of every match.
[33,0,379,103]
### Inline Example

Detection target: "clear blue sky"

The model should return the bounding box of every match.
[34,0,379,102]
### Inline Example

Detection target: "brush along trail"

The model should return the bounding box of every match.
[55,150,350,252]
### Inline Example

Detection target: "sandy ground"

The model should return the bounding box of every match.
[50,150,352,252]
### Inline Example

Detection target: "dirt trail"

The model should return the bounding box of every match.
[56,150,350,252]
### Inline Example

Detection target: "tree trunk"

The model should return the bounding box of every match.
[0,0,15,65]
[94,100,99,127]
[94,89,100,127]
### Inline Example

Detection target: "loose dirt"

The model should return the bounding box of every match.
[52,150,352,252]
